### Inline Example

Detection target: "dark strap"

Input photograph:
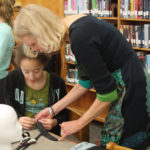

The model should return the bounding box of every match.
[37,121,58,141]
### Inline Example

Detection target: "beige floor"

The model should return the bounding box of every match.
[89,121,103,143]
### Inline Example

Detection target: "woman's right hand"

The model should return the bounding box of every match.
[19,116,36,130]
[35,107,52,121]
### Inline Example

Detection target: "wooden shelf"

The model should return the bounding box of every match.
[65,82,75,86]
[133,47,150,52]
[65,61,75,65]
[89,88,96,92]
[120,18,150,22]
[65,82,96,92]
[99,17,118,21]
[67,105,109,123]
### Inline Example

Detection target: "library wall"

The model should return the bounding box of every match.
[17,0,64,16]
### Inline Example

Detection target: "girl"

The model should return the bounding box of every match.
[5,44,68,135]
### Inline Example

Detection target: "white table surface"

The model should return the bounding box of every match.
[12,129,76,150]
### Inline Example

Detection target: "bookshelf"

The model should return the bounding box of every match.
[60,0,150,127]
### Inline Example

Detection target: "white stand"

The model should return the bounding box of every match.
[0,104,22,150]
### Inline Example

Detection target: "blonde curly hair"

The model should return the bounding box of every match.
[14,4,66,55]
[14,44,50,67]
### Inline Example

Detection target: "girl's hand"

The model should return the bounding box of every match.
[19,116,36,130]
[59,120,83,141]
[38,118,57,130]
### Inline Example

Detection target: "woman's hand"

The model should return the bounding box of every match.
[35,107,52,120]
[19,116,36,130]
[38,118,57,130]
[59,120,83,141]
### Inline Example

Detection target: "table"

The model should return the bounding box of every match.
[12,129,77,150]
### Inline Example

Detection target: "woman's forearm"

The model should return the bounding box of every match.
[53,83,88,115]
[78,99,110,127]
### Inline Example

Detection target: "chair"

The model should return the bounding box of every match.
[106,142,133,150]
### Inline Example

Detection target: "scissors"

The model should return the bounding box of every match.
[15,131,42,150]
[15,121,58,149]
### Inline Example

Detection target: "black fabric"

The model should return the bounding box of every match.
[135,136,150,150]
[86,146,105,150]
[4,68,68,135]
[37,121,58,141]
[0,77,7,103]
[69,15,150,148]
[44,55,56,73]
[75,60,90,81]
[119,54,148,147]
[69,15,134,94]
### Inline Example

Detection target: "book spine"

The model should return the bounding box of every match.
[130,0,134,18]
[144,24,149,48]
[64,1,68,15]
[124,0,128,18]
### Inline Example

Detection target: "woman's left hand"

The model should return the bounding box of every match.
[59,120,83,141]
[35,107,52,120]
[38,118,57,130]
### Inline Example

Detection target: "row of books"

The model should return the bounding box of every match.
[120,0,150,19]
[66,67,78,84]
[65,43,77,83]
[64,0,116,17]
[65,52,150,84]
[137,52,150,74]
[64,0,150,19]
[120,24,150,49]
[65,44,76,62]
